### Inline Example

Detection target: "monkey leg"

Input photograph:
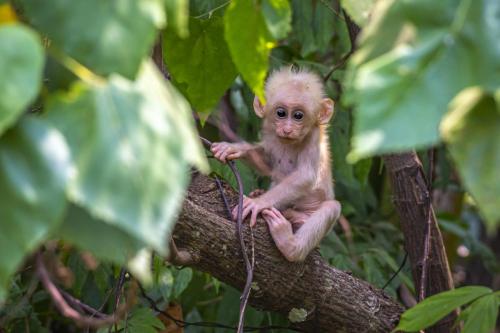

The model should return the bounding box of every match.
[263,200,341,262]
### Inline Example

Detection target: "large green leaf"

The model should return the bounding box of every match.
[0,118,70,301]
[262,0,292,40]
[45,61,207,254]
[57,204,146,264]
[0,24,43,136]
[341,0,377,27]
[394,286,493,332]
[462,294,499,333]
[224,0,273,102]
[20,0,165,79]
[441,88,500,230]
[165,0,189,38]
[164,17,237,112]
[347,0,500,160]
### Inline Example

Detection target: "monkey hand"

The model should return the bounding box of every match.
[232,196,270,227]
[211,142,243,163]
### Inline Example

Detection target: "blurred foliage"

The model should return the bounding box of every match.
[0,0,498,332]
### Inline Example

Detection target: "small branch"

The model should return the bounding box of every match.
[36,253,135,328]
[419,149,435,301]
[199,136,254,333]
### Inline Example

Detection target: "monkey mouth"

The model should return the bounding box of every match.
[278,135,297,142]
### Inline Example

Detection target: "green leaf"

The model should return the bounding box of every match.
[120,308,165,333]
[441,88,500,230]
[312,1,336,54]
[291,0,316,57]
[224,0,273,102]
[0,118,70,301]
[347,0,500,160]
[164,17,237,112]
[0,24,44,136]
[165,0,189,38]
[262,0,292,40]
[57,204,147,264]
[20,0,165,79]
[45,61,207,254]
[462,294,499,333]
[158,268,174,301]
[172,267,192,298]
[341,0,376,27]
[190,0,228,17]
[394,286,493,332]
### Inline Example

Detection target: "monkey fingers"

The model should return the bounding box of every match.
[211,143,228,163]
[231,196,252,221]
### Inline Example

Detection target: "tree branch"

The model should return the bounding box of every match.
[172,172,403,332]
[383,153,458,333]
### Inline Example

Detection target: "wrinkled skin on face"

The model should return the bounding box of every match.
[265,82,318,143]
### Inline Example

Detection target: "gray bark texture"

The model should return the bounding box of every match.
[172,172,403,332]
[383,152,458,333]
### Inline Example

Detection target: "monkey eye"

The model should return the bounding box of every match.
[293,111,304,121]
[276,107,287,118]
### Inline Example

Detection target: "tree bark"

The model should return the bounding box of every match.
[383,153,458,333]
[173,172,403,333]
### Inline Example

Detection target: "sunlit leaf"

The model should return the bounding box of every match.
[165,0,189,38]
[21,0,165,79]
[164,17,237,112]
[0,3,17,23]
[45,61,207,254]
[441,88,500,230]
[394,286,493,332]
[347,0,500,160]
[0,24,43,136]
[0,118,70,301]
[224,0,273,102]
[341,0,376,27]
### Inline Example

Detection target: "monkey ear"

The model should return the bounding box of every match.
[253,96,265,118]
[318,98,334,125]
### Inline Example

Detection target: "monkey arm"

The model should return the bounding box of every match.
[211,141,271,175]
[258,167,316,209]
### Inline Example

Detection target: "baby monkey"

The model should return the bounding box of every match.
[211,67,341,262]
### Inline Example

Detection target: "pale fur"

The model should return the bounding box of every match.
[210,67,340,262]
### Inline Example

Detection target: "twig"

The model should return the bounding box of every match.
[199,136,254,333]
[419,149,435,301]
[138,284,300,332]
[382,252,409,290]
[110,268,127,333]
[36,253,135,328]
[60,289,107,318]
[193,0,231,19]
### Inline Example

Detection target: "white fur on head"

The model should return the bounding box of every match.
[264,66,326,103]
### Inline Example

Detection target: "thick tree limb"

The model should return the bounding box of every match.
[383,153,458,333]
[172,172,403,332]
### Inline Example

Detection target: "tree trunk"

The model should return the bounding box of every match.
[173,172,403,333]
[383,153,458,333]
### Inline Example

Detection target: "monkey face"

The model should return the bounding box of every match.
[270,104,313,142]
[265,86,317,142]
